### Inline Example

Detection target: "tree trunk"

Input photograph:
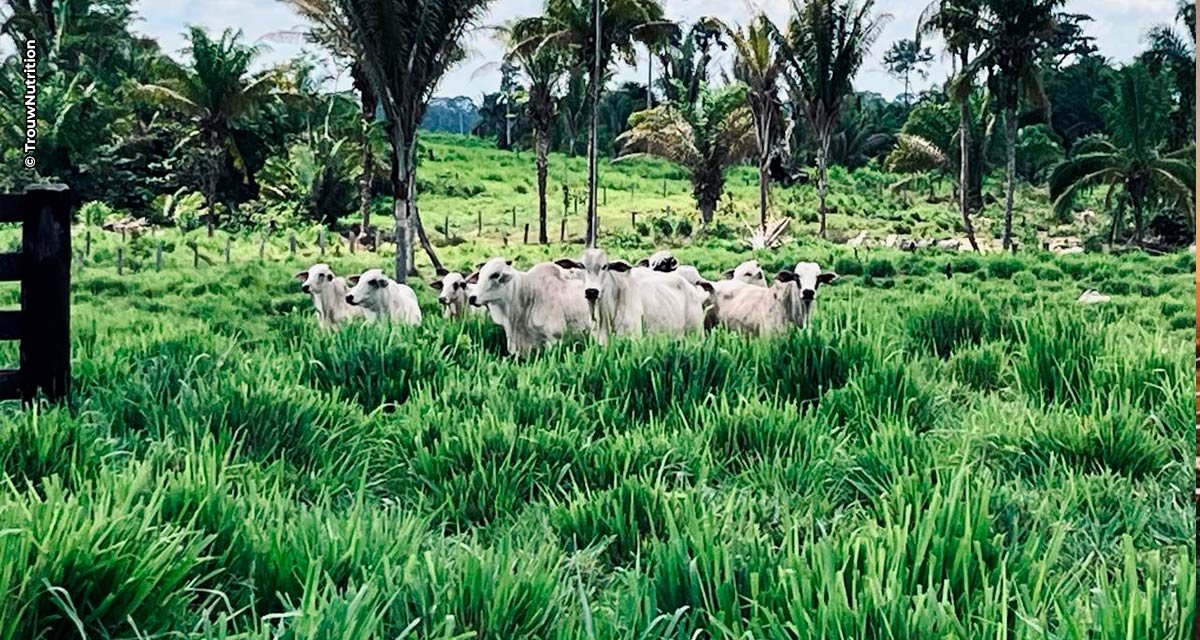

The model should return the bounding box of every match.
[204,139,218,236]
[958,96,980,252]
[758,156,769,231]
[392,145,411,283]
[816,138,829,238]
[585,0,601,248]
[535,125,549,244]
[1002,107,1017,251]
[359,82,377,234]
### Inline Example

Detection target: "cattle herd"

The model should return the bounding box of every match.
[295,250,839,354]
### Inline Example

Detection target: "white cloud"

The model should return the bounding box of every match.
[129,0,1182,101]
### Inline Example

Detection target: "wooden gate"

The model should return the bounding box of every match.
[0,184,70,402]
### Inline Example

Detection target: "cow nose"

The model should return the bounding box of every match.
[584,288,599,301]
[439,297,450,305]
[345,294,355,305]
[468,295,478,306]
[301,285,311,294]
[801,289,815,300]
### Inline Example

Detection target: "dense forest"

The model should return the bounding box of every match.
[0,0,1193,258]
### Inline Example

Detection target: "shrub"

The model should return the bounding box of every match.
[865,258,896,278]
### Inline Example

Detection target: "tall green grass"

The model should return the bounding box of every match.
[0,243,1191,638]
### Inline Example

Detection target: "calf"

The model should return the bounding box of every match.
[466,258,591,355]
[712,261,837,336]
[345,268,423,325]
[429,270,476,318]
[556,249,706,344]
[295,263,363,329]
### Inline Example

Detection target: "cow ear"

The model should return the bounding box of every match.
[608,260,633,273]
[436,267,449,277]
[347,275,361,286]
[465,271,480,284]
[554,259,584,270]
[722,269,734,279]
[664,257,678,270]
[817,271,839,285]
[429,281,444,291]
[636,258,649,267]
[697,281,715,294]
[294,270,309,282]
[775,270,797,283]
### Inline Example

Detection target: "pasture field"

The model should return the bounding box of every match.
[0,216,1194,638]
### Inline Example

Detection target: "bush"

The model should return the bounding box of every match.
[865,257,896,278]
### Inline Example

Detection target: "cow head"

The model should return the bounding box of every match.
[430,271,468,307]
[775,262,837,301]
[345,268,390,306]
[296,263,336,295]
[644,250,678,273]
[467,257,517,307]
[725,260,766,286]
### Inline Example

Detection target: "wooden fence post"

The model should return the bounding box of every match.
[603,186,607,206]
[562,184,569,218]
[477,210,483,236]
[225,237,232,264]
[631,211,637,228]
[116,247,123,275]
[523,223,529,244]
[192,243,199,269]
[511,206,516,227]
[155,241,163,271]
[662,177,667,197]
[258,233,266,260]
[560,218,567,242]
[84,230,91,259]
[21,184,71,401]
[289,233,297,257]
[444,214,450,242]
[318,230,326,256]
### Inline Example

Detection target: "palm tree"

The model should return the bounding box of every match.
[505,18,567,244]
[516,0,675,247]
[337,0,491,281]
[918,0,984,251]
[617,83,755,223]
[778,0,890,238]
[967,0,1065,251]
[882,38,935,107]
[1142,0,1195,148]
[272,0,381,237]
[725,15,784,232]
[1048,65,1194,244]
[138,27,277,235]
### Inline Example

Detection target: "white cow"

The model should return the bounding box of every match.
[638,250,705,286]
[429,270,477,318]
[295,263,364,329]
[712,261,837,336]
[556,249,706,344]
[706,260,770,326]
[345,268,423,325]
[466,258,591,355]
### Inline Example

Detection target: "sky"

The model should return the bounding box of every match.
[131,0,1183,102]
